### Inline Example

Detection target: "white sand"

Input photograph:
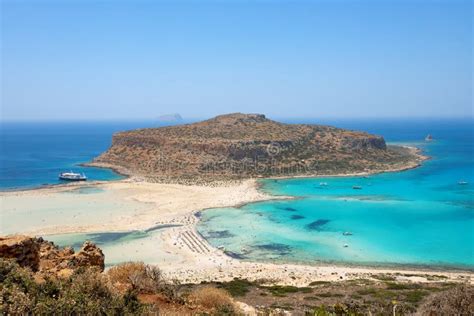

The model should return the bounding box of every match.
[1,178,471,286]
[0,179,277,236]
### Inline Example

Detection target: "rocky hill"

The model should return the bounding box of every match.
[90,113,424,182]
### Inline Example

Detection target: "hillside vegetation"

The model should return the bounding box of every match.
[91,113,424,182]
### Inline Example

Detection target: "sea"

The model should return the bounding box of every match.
[0,121,162,190]
[1,118,473,269]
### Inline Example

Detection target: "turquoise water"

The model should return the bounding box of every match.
[48,224,182,267]
[3,118,473,269]
[197,119,474,269]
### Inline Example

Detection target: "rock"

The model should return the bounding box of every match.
[0,235,41,271]
[0,235,105,275]
[73,241,105,271]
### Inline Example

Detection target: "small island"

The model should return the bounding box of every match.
[88,113,426,183]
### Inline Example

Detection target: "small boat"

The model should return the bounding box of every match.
[458,181,468,185]
[59,171,87,181]
[217,245,226,251]
[319,182,328,186]
[343,232,353,236]
[425,134,433,142]
[352,185,362,190]
[343,244,349,248]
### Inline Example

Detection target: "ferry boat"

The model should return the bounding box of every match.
[59,171,87,181]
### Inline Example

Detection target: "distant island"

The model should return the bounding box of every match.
[89,113,426,183]
[156,113,183,123]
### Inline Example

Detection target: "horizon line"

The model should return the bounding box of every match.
[1,115,473,123]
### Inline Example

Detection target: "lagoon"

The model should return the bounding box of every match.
[197,119,474,269]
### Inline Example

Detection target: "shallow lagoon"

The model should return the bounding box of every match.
[48,225,182,267]
[197,121,474,269]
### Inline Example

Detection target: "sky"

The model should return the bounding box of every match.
[1,0,472,121]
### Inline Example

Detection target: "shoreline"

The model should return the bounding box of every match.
[79,161,133,179]
[3,146,471,285]
[2,145,428,193]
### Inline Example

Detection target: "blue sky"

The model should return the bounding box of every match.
[1,0,472,121]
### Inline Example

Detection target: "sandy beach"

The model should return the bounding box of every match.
[1,175,472,286]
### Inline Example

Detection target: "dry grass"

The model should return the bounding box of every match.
[107,262,182,303]
[188,286,236,313]
[107,261,163,293]
[107,262,147,289]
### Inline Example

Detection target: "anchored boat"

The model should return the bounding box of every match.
[59,171,87,181]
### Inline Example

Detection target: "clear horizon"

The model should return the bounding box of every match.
[1,0,472,121]
[2,114,473,124]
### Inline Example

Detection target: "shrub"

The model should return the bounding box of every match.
[417,285,474,315]
[217,278,253,297]
[0,259,147,315]
[261,285,312,297]
[108,262,148,288]
[188,286,236,313]
[107,261,164,293]
[107,262,182,303]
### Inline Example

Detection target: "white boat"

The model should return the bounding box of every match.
[319,182,328,186]
[425,134,433,141]
[59,171,87,181]
[458,181,468,185]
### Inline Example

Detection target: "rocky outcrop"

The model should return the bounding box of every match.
[90,113,424,182]
[0,235,104,275]
[0,235,41,271]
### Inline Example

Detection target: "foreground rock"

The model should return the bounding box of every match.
[0,235,104,275]
[90,113,425,183]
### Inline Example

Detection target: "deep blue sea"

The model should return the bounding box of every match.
[2,118,473,269]
[0,121,177,190]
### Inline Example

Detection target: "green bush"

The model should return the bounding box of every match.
[0,259,147,315]
[217,278,253,297]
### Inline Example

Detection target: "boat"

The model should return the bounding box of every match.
[319,182,328,186]
[352,185,362,190]
[458,181,468,185]
[343,244,349,248]
[343,231,353,236]
[425,134,433,142]
[59,171,87,181]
